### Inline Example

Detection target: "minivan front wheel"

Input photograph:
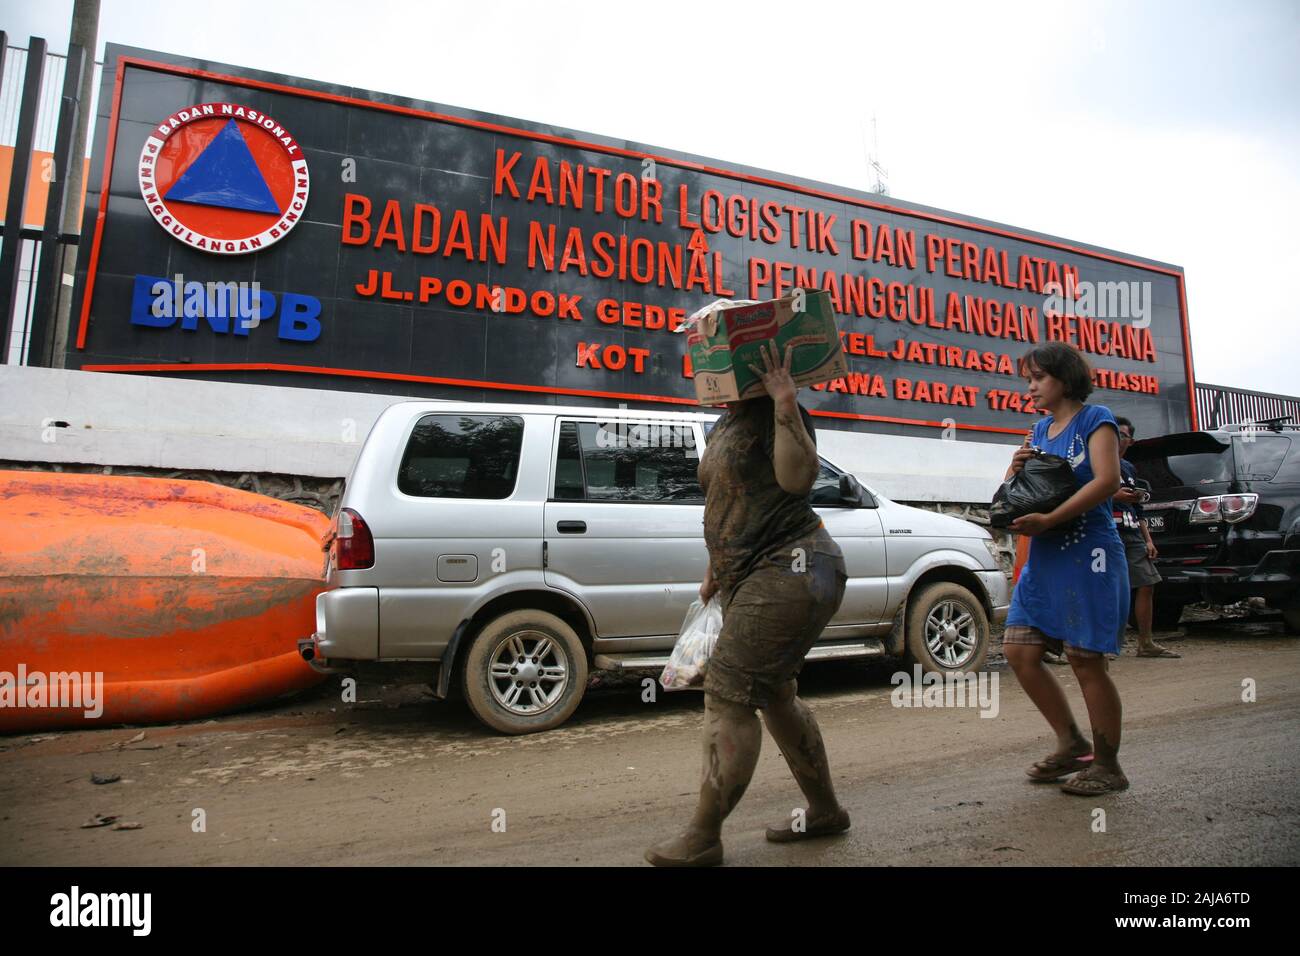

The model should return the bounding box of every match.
[462,610,588,734]
[904,581,989,673]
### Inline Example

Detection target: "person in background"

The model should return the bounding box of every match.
[1002,342,1131,795]
[1115,417,1180,658]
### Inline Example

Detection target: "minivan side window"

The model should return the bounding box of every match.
[554,420,703,502]
[399,414,524,499]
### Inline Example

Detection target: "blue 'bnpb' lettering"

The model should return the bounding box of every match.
[279,294,321,342]
[130,274,321,342]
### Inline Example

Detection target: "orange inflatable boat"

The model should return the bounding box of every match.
[0,471,330,732]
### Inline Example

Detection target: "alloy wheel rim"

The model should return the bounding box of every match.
[924,600,978,668]
[488,629,568,716]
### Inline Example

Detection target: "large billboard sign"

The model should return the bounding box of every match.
[70,45,1197,441]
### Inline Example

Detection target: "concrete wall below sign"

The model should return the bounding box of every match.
[0,366,1017,503]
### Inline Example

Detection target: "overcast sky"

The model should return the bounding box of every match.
[5,0,1298,396]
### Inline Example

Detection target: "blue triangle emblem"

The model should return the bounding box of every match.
[164,119,281,215]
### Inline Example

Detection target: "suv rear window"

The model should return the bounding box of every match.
[399,414,524,499]
[1233,435,1291,481]
[554,420,703,502]
[1134,449,1233,490]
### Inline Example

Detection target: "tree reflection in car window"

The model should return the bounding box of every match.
[399,415,524,499]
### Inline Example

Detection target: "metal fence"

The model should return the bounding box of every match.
[0,40,103,365]
[1196,382,1300,430]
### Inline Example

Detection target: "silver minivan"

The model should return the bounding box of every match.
[299,401,1010,733]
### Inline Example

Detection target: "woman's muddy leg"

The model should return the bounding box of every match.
[761,679,844,821]
[1068,654,1123,773]
[1006,644,1091,756]
[687,694,762,838]
[646,693,761,863]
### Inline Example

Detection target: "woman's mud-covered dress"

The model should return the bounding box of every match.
[698,397,848,708]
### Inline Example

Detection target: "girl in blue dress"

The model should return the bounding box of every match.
[1003,343,1130,795]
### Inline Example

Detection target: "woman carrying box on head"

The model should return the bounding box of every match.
[645,342,850,867]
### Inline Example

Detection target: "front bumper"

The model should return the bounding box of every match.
[977,569,1011,624]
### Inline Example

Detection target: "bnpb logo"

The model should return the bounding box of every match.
[138,102,310,254]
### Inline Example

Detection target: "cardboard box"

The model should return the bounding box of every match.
[686,290,846,405]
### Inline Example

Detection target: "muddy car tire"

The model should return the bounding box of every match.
[1282,602,1300,635]
[903,582,989,673]
[462,610,588,734]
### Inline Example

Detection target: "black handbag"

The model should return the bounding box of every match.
[990,453,1078,528]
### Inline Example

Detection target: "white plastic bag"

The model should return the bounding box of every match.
[660,597,723,691]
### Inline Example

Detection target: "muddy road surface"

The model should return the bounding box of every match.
[2,619,1297,866]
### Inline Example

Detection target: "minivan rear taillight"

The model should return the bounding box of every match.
[1188,494,1258,525]
[336,508,375,569]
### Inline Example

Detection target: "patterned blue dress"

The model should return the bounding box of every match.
[1005,404,1130,654]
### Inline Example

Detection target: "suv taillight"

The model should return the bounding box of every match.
[1188,494,1258,525]
[336,508,375,569]
[1219,493,1258,523]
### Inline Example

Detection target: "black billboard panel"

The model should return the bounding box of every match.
[69,45,1196,442]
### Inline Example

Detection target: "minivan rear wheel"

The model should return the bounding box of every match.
[462,610,588,734]
[903,581,989,673]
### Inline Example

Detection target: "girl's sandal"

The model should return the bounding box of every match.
[1026,751,1094,782]
[1060,766,1129,796]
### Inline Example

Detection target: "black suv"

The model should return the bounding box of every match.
[1126,420,1300,631]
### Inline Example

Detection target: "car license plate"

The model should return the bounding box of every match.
[1147,515,1165,532]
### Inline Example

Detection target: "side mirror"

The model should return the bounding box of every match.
[838,473,864,506]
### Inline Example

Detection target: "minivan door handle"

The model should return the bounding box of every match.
[557,520,587,534]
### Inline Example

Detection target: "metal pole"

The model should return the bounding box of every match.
[51,0,100,367]
[29,44,86,366]
[0,36,47,361]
